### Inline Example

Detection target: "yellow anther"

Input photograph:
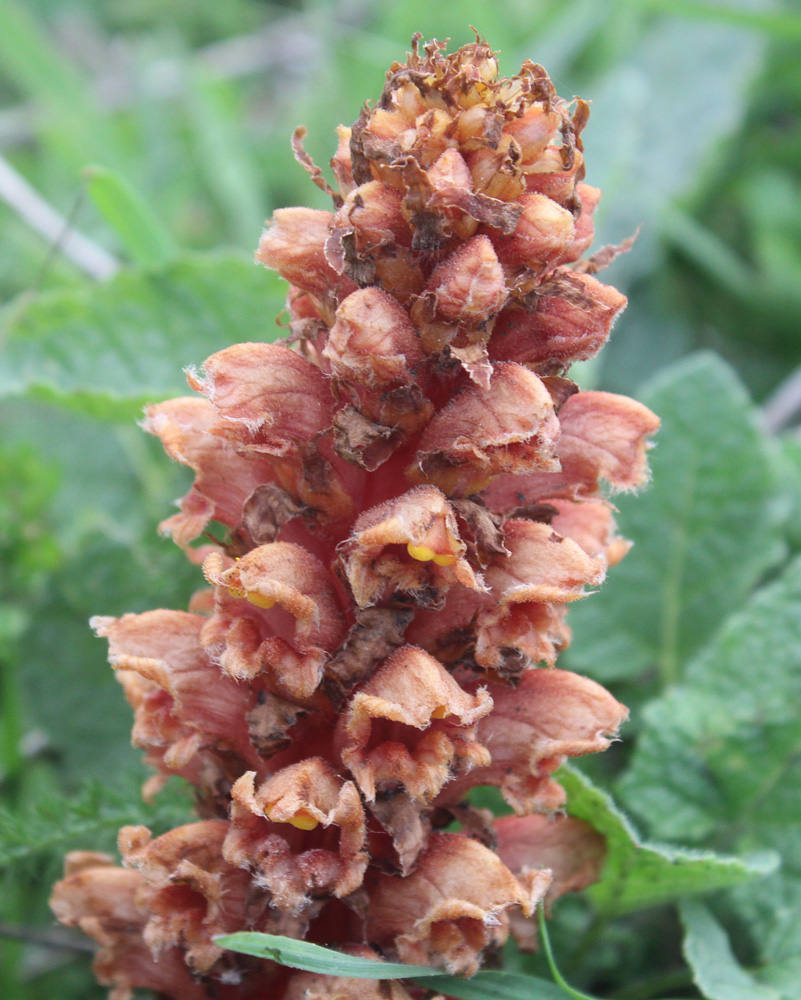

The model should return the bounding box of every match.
[245,591,276,610]
[406,543,457,566]
[265,806,319,831]
[431,706,449,719]
[228,586,247,599]
[407,543,437,562]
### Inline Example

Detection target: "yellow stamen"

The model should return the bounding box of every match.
[228,586,247,599]
[246,591,276,610]
[265,807,319,831]
[407,543,437,562]
[406,543,457,566]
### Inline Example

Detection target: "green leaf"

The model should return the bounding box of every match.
[587,12,765,287]
[0,775,193,868]
[413,971,566,1000]
[0,252,287,420]
[620,557,801,975]
[680,901,782,1000]
[623,0,801,40]
[567,353,786,686]
[213,933,440,979]
[560,767,776,917]
[0,1,124,169]
[620,554,801,841]
[215,933,565,999]
[84,165,179,268]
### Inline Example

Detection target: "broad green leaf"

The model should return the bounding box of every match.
[0,1,124,169]
[620,555,801,841]
[567,353,786,685]
[184,72,265,247]
[625,0,801,39]
[0,252,287,421]
[561,767,776,916]
[680,901,782,1000]
[620,557,801,973]
[215,932,564,999]
[727,826,801,974]
[778,436,801,551]
[84,165,179,268]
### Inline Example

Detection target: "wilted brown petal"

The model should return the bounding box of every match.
[337,645,492,803]
[489,272,627,369]
[324,287,424,388]
[424,235,508,326]
[257,207,357,314]
[495,813,606,904]
[549,498,631,567]
[489,192,575,272]
[469,518,606,672]
[322,604,415,707]
[482,389,659,511]
[557,391,661,492]
[119,820,263,974]
[92,610,262,779]
[188,342,334,455]
[51,859,219,1000]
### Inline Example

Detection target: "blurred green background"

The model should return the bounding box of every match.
[1,1,800,998]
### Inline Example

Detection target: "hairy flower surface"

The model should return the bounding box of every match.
[52,34,658,1000]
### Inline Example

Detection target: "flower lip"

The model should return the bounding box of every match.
[339,485,486,608]
[366,831,551,975]
[223,760,368,910]
[337,644,492,803]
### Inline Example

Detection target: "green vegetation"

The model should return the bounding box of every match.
[1,2,800,998]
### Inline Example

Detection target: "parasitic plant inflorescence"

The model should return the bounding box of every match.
[51,35,658,999]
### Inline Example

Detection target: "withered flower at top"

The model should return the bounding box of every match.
[53,34,659,1000]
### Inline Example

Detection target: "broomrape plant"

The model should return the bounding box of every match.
[50,36,663,1000]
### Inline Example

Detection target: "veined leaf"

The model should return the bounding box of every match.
[620,556,801,973]
[567,353,786,685]
[620,555,801,840]
[0,252,286,421]
[561,766,776,916]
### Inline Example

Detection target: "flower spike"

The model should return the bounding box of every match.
[54,35,658,998]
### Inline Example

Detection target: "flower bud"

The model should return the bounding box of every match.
[424,235,508,325]
[490,192,575,271]
[489,271,627,368]
[413,363,560,495]
[256,207,356,312]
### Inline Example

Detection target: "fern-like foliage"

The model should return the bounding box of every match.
[0,775,194,868]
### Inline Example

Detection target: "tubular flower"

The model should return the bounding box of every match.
[52,35,659,998]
